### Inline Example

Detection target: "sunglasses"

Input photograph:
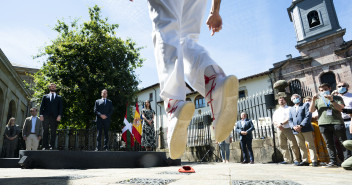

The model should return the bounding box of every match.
[337,85,346,88]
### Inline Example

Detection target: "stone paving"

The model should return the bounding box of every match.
[0,162,350,185]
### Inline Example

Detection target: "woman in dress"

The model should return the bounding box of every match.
[141,100,156,151]
[2,118,20,158]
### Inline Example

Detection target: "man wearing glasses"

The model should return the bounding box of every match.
[337,82,352,158]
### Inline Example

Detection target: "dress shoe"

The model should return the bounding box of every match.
[250,161,254,164]
[298,162,309,166]
[241,160,248,164]
[312,162,318,167]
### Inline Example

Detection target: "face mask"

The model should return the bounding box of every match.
[292,98,300,104]
[338,87,347,94]
[320,90,330,97]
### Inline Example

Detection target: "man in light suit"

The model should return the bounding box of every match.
[39,83,63,150]
[289,94,318,167]
[235,112,255,164]
[94,89,114,151]
[23,107,43,150]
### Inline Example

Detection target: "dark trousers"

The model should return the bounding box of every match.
[43,116,58,149]
[96,120,110,150]
[240,138,254,162]
[345,122,352,158]
[319,124,347,164]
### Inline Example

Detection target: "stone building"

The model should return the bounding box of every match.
[270,0,352,93]
[0,49,38,156]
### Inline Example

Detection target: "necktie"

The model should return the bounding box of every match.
[51,93,54,101]
[104,99,106,105]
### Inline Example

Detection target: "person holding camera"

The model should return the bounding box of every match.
[337,82,352,159]
[309,83,347,167]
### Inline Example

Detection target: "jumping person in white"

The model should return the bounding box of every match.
[130,0,239,159]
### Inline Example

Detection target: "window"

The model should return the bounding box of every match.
[239,90,246,99]
[307,11,321,28]
[186,98,191,102]
[194,95,206,109]
[149,93,153,101]
[289,79,302,95]
[320,72,336,91]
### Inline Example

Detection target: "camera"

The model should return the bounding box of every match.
[342,109,352,114]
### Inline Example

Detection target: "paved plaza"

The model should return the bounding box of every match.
[0,162,350,185]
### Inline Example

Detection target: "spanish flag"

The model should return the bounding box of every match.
[132,102,142,144]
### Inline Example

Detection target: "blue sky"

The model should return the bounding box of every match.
[0,0,351,89]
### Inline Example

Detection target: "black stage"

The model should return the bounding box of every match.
[1,150,180,169]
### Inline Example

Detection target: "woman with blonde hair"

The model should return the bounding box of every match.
[1,118,20,158]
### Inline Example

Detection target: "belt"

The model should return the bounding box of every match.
[344,118,351,121]
[30,133,36,134]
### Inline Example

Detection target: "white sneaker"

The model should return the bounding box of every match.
[205,74,239,142]
[166,100,195,159]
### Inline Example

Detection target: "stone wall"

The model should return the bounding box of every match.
[158,137,288,163]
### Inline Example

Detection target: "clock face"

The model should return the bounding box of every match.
[307,11,320,28]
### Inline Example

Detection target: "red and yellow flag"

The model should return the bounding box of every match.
[132,102,142,144]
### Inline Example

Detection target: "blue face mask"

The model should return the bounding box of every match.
[320,90,330,97]
[292,98,300,104]
[338,87,347,94]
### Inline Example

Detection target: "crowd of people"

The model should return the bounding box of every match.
[217,82,352,170]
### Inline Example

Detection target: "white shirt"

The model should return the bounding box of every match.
[340,92,352,119]
[31,116,37,133]
[273,105,291,129]
[241,120,246,128]
[49,92,56,101]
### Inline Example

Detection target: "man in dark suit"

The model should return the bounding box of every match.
[235,112,255,164]
[94,89,114,151]
[39,83,63,150]
[23,107,43,150]
[289,94,318,166]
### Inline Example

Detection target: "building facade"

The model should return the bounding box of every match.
[271,0,352,93]
[0,49,34,155]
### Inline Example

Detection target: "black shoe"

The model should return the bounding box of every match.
[250,161,254,164]
[42,148,47,150]
[312,162,318,167]
[298,162,309,166]
[241,160,248,164]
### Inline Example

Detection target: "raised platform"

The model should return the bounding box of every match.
[18,150,180,169]
[0,158,20,168]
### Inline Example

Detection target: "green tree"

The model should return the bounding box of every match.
[29,5,143,130]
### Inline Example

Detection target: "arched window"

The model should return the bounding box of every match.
[186,98,191,102]
[289,79,302,95]
[320,72,337,91]
[307,11,321,28]
[194,95,206,109]
[7,100,16,123]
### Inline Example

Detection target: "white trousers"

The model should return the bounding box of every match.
[148,0,225,101]
[26,134,39,150]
